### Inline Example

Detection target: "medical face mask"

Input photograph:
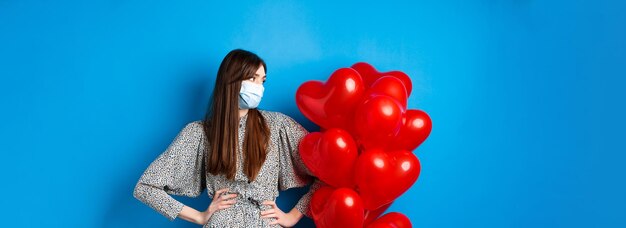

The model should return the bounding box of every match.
[239,80,264,109]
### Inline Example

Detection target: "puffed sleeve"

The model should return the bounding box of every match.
[133,121,206,221]
[277,113,320,218]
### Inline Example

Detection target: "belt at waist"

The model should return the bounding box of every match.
[223,182,275,209]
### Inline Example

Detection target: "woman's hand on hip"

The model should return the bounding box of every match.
[260,200,301,227]
[201,188,237,224]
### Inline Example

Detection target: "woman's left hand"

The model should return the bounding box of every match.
[260,201,300,227]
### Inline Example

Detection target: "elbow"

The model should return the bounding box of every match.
[133,182,146,202]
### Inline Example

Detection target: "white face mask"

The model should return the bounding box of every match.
[239,80,264,109]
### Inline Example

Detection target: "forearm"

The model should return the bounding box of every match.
[177,205,209,225]
[133,183,185,221]
[293,178,323,218]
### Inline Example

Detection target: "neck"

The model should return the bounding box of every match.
[239,109,249,118]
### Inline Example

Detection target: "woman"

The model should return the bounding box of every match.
[133,49,321,227]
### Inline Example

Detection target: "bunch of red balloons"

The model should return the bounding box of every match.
[296,62,432,228]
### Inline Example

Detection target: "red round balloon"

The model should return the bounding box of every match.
[366,76,408,109]
[313,188,365,228]
[364,201,393,225]
[351,62,413,96]
[388,109,432,152]
[353,94,404,150]
[366,212,413,228]
[310,185,335,220]
[297,63,422,228]
[296,67,365,131]
[354,149,421,210]
[299,128,359,188]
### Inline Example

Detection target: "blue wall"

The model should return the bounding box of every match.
[1,0,624,227]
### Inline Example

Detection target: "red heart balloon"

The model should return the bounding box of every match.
[354,149,421,210]
[388,109,432,152]
[296,68,365,131]
[366,212,413,228]
[366,76,408,109]
[299,128,359,188]
[351,62,413,96]
[364,201,393,225]
[310,185,335,220]
[314,188,365,228]
[353,95,404,150]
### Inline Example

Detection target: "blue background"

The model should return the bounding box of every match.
[1,0,625,227]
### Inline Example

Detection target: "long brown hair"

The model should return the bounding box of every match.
[203,49,270,182]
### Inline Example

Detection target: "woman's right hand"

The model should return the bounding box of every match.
[201,188,238,224]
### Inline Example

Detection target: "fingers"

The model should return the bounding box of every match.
[211,188,239,212]
[220,193,238,200]
[221,199,237,205]
[262,200,277,207]
[215,198,237,210]
[215,188,230,198]
[260,209,275,216]
[260,201,282,221]
[214,188,237,202]
[261,212,278,219]
[217,203,233,210]
[216,194,238,204]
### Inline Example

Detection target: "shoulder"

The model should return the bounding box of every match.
[187,120,204,128]
[180,120,204,135]
[269,111,308,135]
[258,110,295,126]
